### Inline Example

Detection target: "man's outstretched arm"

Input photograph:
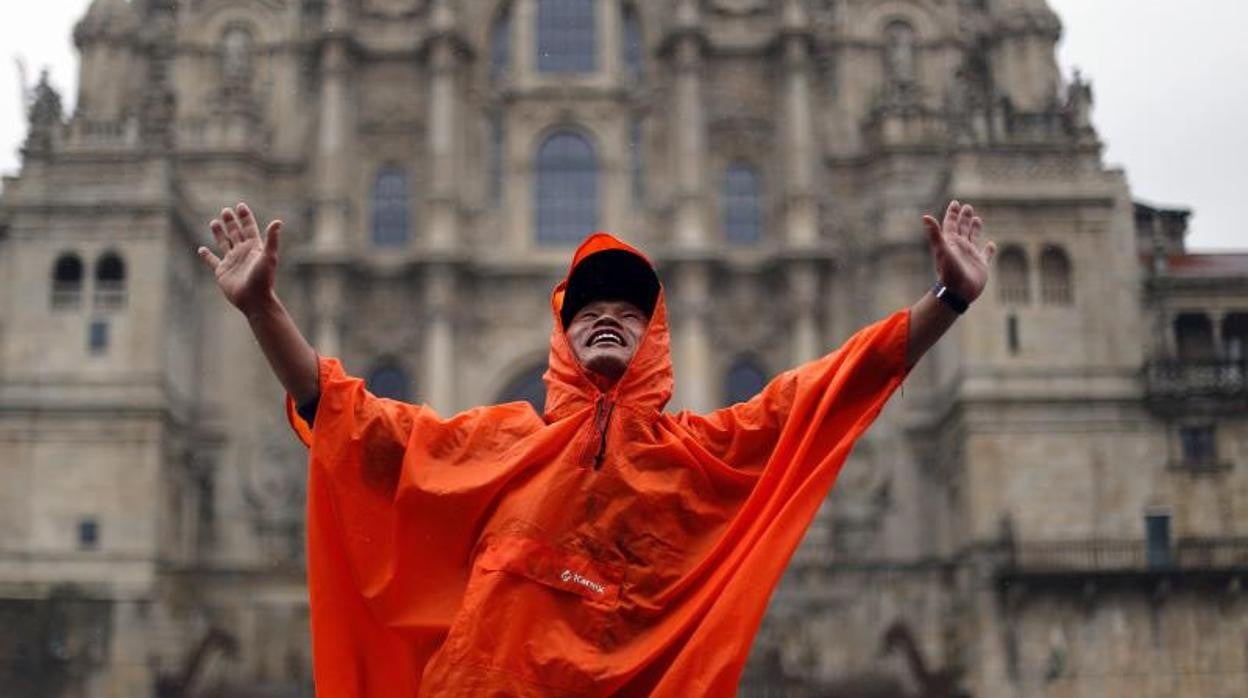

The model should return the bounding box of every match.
[197,203,320,405]
[906,201,996,368]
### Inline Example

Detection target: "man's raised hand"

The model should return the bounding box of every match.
[198,203,283,314]
[922,200,997,304]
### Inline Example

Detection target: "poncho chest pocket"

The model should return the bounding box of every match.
[439,535,627,687]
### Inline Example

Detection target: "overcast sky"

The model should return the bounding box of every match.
[1,0,1244,250]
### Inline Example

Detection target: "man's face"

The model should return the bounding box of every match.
[566,299,649,386]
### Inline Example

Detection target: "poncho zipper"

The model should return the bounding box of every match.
[591,397,615,470]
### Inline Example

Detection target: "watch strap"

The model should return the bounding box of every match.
[932,281,970,314]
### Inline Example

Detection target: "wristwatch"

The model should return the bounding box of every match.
[931,281,970,314]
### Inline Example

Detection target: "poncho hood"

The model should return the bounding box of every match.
[543,233,672,422]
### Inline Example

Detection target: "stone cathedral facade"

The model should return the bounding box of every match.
[1,0,1246,695]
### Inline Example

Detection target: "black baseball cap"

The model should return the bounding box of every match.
[559,249,660,328]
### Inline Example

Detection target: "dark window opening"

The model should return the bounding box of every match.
[88,320,109,355]
[1039,246,1073,305]
[1179,425,1217,466]
[94,251,127,310]
[1145,513,1172,568]
[1006,314,1020,355]
[78,518,99,550]
[725,358,768,406]
[997,246,1030,304]
[1174,313,1214,362]
[367,363,411,402]
[52,253,84,309]
[499,363,548,413]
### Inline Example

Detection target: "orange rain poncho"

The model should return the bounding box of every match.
[286,234,910,696]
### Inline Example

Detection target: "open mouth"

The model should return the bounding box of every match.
[588,329,625,347]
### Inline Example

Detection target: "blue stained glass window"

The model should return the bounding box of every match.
[725,358,768,406]
[491,3,512,83]
[622,5,642,81]
[722,164,763,245]
[537,0,597,73]
[499,363,548,413]
[88,320,109,355]
[367,363,411,402]
[371,167,410,247]
[535,131,598,245]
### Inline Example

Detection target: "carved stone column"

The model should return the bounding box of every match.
[422,265,456,413]
[672,262,714,413]
[312,0,353,251]
[781,1,820,364]
[423,0,465,252]
[667,1,713,412]
[311,268,345,359]
[670,0,708,249]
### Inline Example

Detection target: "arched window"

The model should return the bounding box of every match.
[367,361,411,402]
[498,363,548,413]
[537,0,597,73]
[883,20,917,85]
[371,166,410,247]
[490,2,512,83]
[621,4,642,81]
[51,253,84,309]
[722,163,763,245]
[489,113,506,206]
[996,245,1030,304]
[1174,314,1214,362]
[725,357,768,406]
[535,131,598,245]
[221,24,254,84]
[1039,245,1073,305]
[94,251,127,310]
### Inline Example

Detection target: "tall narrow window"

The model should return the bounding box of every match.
[94,251,127,310]
[498,363,548,413]
[722,164,763,245]
[1222,313,1248,361]
[367,361,411,402]
[725,357,768,406]
[1174,313,1214,361]
[489,113,506,206]
[371,166,410,247]
[78,518,100,550]
[537,0,597,73]
[1006,314,1020,355]
[491,3,512,83]
[1145,513,1172,568]
[88,320,109,355]
[535,131,598,245]
[996,246,1030,304]
[621,4,642,81]
[1039,245,1073,305]
[883,20,917,85]
[51,253,84,309]
[629,117,645,203]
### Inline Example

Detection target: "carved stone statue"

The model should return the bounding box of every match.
[221,25,254,84]
[24,70,63,153]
